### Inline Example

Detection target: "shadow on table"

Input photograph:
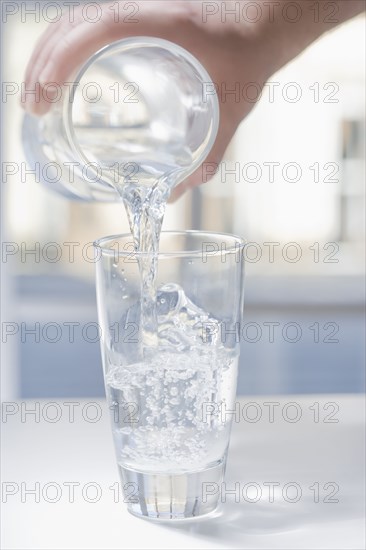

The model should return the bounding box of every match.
[160,462,363,548]
[162,493,363,549]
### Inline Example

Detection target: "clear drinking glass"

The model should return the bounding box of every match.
[94,231,245,519]
[22,37,219,201]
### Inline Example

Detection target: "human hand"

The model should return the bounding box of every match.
[25,1,363,198]
[23,1,277,199]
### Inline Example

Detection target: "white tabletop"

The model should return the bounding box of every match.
[1,395,365,549]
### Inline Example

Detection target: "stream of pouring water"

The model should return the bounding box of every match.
[113,155,185,357]
[73,126,195,358]
[73,125,192,356]
[99,139,240,478]
[106,167,240,477]
[120,180,168,355]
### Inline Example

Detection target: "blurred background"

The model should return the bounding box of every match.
[1,4,365,399]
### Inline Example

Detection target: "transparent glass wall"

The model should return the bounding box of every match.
[2,8,365,398]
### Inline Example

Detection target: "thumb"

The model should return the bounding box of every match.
[169,119,236,202]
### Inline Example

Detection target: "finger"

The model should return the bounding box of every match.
[169,179,191,203]
[25,8,85,90]
[22,21,64,111]
[37,5,175,86]
[24,22,110,114]
[23,17,83,113]
[39,21,118,86]
[24,20,62,85]
[169,117,235,202]
[23,2,190,115]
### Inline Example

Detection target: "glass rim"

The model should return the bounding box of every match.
[94,230,246,258]
[64,36,220,176]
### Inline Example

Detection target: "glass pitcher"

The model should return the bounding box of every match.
[22,37,219,201]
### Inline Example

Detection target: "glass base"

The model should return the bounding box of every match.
[118,461,225,520]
